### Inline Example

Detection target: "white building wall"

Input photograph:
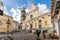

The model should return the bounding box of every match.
[54,21,59,36]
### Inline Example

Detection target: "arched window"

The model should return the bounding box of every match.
[30,15,33,18]
[39,20,41,22]
[38,20,42,24]
[38,20,42,29]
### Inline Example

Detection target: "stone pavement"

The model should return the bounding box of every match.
[0,33,59,40]
[9,33,36,40]
[8,33,59,40]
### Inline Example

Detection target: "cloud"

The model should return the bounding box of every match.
[10,7,21,23]
[25,9,28,13]
[4,6,21,23]
[37,3,49,13]
[4,7,9,15]
[4,3,50,23]
[27,0,34,5]
[10,8,17,17]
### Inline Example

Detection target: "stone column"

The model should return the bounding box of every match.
[54,19,59,36]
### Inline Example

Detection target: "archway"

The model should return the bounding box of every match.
[29,24,33,33]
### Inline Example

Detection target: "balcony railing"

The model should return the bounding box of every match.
[6,19,11,24]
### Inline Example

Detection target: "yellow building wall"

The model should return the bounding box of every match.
[0,14,13,33]
[44,15,48,29]
[43,13,52,29]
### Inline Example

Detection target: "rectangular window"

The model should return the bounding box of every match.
[30,15,33,18]
[30,24,32,29]
[6,19,11,24]
[7,24,9,29]
[39,25,42,29]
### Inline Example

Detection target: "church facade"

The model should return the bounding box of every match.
[21,4,53,33]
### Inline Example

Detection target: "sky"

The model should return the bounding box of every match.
[2,0,50,23]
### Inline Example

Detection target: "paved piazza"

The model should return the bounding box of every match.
[9,33,36,40]
[0,33,59,40]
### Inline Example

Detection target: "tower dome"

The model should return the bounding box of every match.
[21,7,26,22]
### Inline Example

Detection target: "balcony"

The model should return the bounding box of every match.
[51,1,54,4]
[51,4,54,9]
[56,1,60,8]
[51,15,57,18]
[6,19,11,24]
[54,10,59,15]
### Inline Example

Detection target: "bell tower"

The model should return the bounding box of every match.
[0,0,3,15]
[20,7,26,30]
[21,7,26,23]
